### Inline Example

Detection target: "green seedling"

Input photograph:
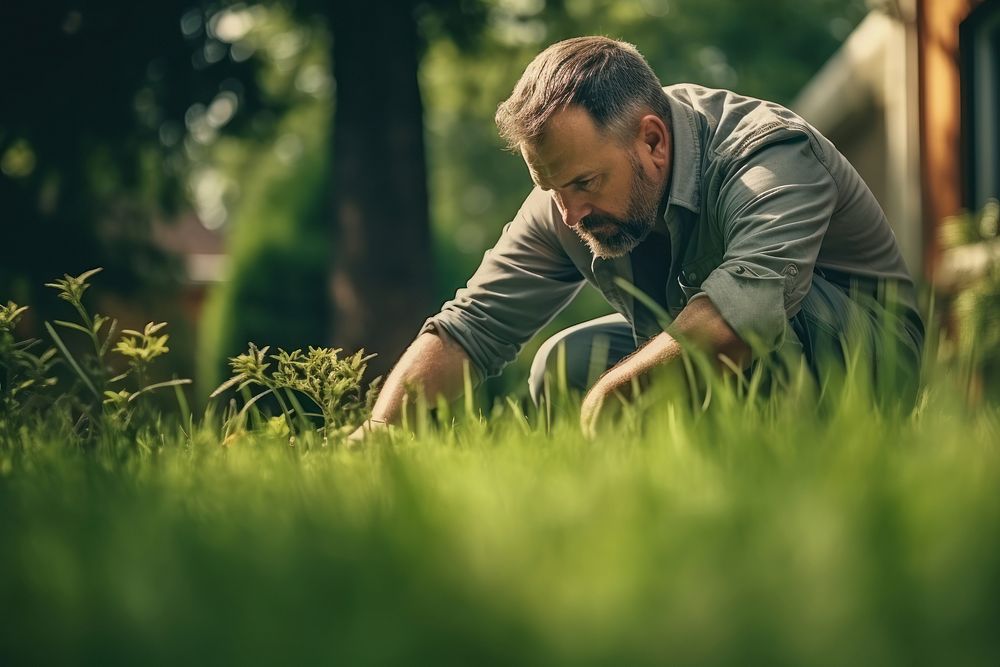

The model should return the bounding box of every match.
[44,267,117,399]
[211,343,381,447]
[0,301,59,417]
[43,268,190,431]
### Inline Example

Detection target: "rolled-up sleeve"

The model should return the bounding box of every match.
[420,187,585,379]
[691,135,838,351]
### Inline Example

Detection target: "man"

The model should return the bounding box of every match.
[351,36,923,440]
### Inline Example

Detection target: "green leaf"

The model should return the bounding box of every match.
[75,267,103,283]
[103,389,130,407]
[44,322,100,400]
[238,388,274,422]
[13,338,40,351]
[283,388,314,433]
[99,318,118,358]
[209,373,249,399]
[54,320,94,337]
[128,378,192,403]
[173,379,192,429]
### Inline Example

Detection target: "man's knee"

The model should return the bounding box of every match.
[528,315,636,406]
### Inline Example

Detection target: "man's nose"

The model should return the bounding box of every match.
[553,191,591,228]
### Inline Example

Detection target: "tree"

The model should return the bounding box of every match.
[198,1,489,391]
[326,3,435,379]
[323,1,487,380]
[0,0,276,315]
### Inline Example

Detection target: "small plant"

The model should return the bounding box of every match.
[44,267,118,400]
[41,268,190,432]
[113,322,171,385]
[103,321,191,427]
[0,301,59,417]
[938,200,1000,401]
[211,343,381,447]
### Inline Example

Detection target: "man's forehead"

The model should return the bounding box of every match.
[520,106,607,187]
[523,152,592,191]
[521,143,573,184]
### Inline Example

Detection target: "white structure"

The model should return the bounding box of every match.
[793,2,923,276]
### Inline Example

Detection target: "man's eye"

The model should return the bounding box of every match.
[575,178,596,192]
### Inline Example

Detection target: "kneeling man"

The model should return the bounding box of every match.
[353,36,924,439]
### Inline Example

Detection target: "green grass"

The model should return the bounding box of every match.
[2,357,1000,665]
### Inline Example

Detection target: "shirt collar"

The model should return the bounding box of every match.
[663,91,702,216]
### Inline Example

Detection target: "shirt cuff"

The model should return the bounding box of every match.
[693,263,788,352]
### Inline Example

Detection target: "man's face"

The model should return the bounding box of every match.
[521,106,669,258]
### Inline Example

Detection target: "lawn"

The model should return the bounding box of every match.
[2,360,999,665]
[2,271,1000,664]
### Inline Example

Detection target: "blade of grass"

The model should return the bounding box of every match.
[283,388,313,435]
[99,318,118,358]
[239,385,265,431]
[127,378,193,403]
[238,388,274,425]
[462,360,475,421]
[268,388,297,444]
[505,396,531,434]
[615,277,673,329]
[209,373,247,399]
[45,322,99,400]
[178,399,193,441]
[53,320,93,337]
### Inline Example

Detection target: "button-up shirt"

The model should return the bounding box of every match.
[421,83,918,379]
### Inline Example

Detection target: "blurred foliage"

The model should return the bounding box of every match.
[211,342,380,446]
[197,0,486,391]
[1,268,191,439]
[0,1,287,311]
[0,0,869,397]
[937,200,1000,402]
[0,302,59,415]
[194,4,333,396]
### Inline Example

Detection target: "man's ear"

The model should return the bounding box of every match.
[636,114,669,169]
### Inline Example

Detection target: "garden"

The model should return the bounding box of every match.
[3,0,999,664]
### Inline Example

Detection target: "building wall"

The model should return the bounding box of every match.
[918,0,986,276]
[793,8,923,277]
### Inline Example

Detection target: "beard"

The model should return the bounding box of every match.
[575,151,667,259]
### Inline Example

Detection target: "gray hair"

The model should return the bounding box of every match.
[495,36,671,151]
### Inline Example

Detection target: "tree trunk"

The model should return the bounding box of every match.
[328,3,435,381]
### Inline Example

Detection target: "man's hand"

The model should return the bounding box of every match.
[580,370,636,439]
[346,418,390,446]
[343,330,475,447]
[580,378,618,439]
[578,297,750,438]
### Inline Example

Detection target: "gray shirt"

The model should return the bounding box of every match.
[421,83,917,380]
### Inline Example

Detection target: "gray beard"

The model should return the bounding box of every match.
[576,212,654,259]
[576,154,666,259]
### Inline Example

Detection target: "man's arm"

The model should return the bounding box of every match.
[349,331,473,441]
[580,296,749,437]
[581,135,842,436]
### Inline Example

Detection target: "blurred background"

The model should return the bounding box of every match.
[1,0,996,404]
